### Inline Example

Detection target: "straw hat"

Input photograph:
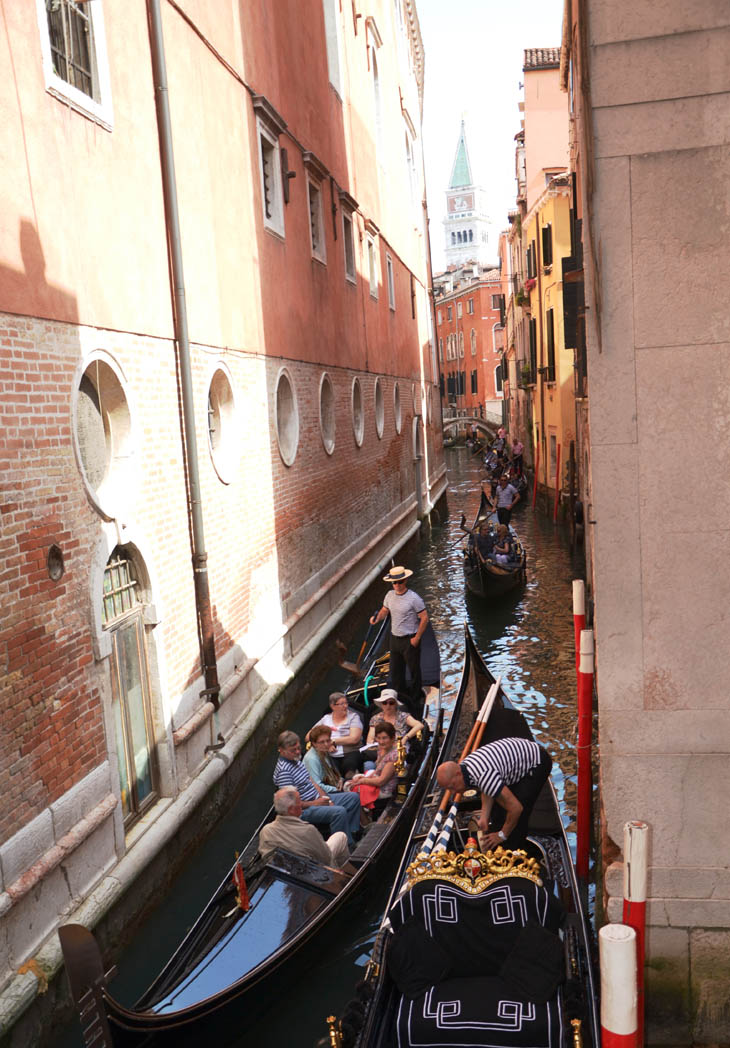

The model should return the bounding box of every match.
[382,565,413,583]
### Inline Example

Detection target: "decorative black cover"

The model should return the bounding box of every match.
[395,975,563,1048]
[499,920,565,1003]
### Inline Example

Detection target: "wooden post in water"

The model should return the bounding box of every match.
[600,924,638,1048]
[572,580,586,675]
[623,821,649,1048]
[553,442,561,521]
[532,443,540,509]
[576,628,594,880]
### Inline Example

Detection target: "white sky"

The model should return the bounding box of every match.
[417,0,564,273]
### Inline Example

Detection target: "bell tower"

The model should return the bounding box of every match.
[444,119,495,267]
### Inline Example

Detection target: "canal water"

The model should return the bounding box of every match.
[56,447,587,1048]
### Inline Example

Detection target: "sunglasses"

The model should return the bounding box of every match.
[381,700,396,706]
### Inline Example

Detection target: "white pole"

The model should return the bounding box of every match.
[600,923,638,1048]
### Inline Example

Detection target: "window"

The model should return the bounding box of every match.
[439,338,443,361]
[257,120,285,237]
[550,433,557,475]
[437,310,442,325]
[470,329,477,356]
[386,255,395,310]
[458,332,464,357]
[495,364,504,396]
[207,365,239,484]
[405,131,417,204]
[393,382,402,433]
[471,369,478,394]
[457,302,463,318]
[447,306,453,321]
[103,548,158,827]
[491,294,501,310]
[375,377,385,437]
[343,211,356,282]
[542,224,553,268]
[467,298,474,314]
[319,373,336,454]
[352,378,365,445]
[36,0,113,128]
[526,241,537,279]
[321,0,342,95]
[367,236,379,298]
[367,22,384,161]
[529,317,538,378]
[274,368,299,465]
[546,308,556,381]
[307,178,326,262]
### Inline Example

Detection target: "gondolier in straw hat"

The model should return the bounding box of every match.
[370,566,428,706]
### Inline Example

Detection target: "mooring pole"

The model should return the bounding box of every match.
[576,628,594,881]
[623,820,649,1048]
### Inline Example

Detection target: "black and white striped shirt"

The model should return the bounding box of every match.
[461,738,541,798]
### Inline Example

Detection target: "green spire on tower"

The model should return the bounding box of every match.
[449,119,473,189]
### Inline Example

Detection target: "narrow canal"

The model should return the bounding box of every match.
[56,447,587,1048]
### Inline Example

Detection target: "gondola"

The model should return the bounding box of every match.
[59,618,449,1047]
[326,625,599,1048]
[461,490,526,597]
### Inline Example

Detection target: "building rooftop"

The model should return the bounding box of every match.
[523,47,560,71]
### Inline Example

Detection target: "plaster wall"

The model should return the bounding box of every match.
[523,66,569,212]
[584,1,730,1040]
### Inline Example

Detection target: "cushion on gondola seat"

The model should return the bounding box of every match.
[387,916,453,998]
[499,920,565,1002]
[395,975,563,1048]
[388,877,563,985]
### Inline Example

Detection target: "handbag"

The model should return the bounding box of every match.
[350,782,380,809]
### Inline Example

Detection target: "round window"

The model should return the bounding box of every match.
[393,382,402,434]
[352,378,364,447]
[374,378,384,439]
[275,368,299,466]
[319,373,335,455]
[207,365,239,483]
[73,353,135,519]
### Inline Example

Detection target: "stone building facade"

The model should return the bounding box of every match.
[0,0,444,1038]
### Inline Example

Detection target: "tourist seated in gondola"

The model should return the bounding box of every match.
[365,688,424,755]
[259,787,350,868]
[492,524,515,566]
[303,724,345,793]
[474,522,494,564]
[273,731,361,846]
[305,691,363,776]
[347,721,398,816]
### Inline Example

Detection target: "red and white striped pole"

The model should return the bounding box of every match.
[600,924,638,1048]
[575,628,593,880]
[572,580,586,675]
[623,820,649,1048]
[553,442,561,521]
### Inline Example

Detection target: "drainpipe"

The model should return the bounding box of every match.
[535,218,547,497]
[147,0,220,708]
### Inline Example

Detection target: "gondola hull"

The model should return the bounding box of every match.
[60,622,449,1046]
[463,491,526,597]
[334,626,599,1048]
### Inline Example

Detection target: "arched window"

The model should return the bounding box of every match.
[469,229,473,242]
[451,232,456,245]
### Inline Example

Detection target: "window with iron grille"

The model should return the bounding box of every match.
[37,0,113,126]
[343,211,356,282]
[308,179,326,262]
[102,550,141,627]
[258,124,285,237]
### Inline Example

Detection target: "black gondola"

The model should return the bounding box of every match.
[59,619,449,1047]
[328,625,599,1048]
[462,490,526,597]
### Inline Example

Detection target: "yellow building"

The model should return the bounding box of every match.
[522,176,576,502]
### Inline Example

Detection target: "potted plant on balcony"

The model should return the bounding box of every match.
[515,288,528,306]
[524,277,537,292]
[520,363,532,386]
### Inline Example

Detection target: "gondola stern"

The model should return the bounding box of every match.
[58,923,118,1048]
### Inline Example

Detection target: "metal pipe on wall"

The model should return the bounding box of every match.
[147,0,220,708]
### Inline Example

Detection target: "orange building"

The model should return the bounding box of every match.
[0,0,443,1036]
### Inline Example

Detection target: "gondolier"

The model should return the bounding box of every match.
[491,473,520,524]
[370,566,428,706]
[436,736,552,850]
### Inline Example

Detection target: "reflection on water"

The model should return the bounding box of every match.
[55,448,587,1048]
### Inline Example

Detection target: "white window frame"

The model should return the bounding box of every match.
[457,302,463,319]
[321,0,343,97]
[386,254,395,311]
[35,0,114,130]
[367,235,379,299]
[307,176,326,263]
[257,119,285,238]
[467,298,474,314]
[342,210,356,283]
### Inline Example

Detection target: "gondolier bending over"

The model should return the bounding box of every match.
[370,566,428,707]
[436,737,552,850]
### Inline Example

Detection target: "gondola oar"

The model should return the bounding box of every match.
[432,675,501,853]
[420,676,501,856]
[336,614,380,677]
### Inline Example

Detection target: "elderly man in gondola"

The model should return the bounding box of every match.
[259,787,350,868]
[436,737,552,851]
[273,731,361,847]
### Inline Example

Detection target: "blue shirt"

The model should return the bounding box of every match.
[273,756,318,801]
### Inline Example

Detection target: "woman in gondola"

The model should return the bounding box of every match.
[365,689,424,751]
[492,524,514,566]
[348,722,398,814]
[306,692,363,776]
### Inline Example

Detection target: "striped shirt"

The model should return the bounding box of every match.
[461,738,541,798]
[273,756,318,801]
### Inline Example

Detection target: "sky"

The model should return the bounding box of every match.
[416,0,564,273]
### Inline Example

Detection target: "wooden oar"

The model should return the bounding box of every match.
[420,676,501,856]
[336,615,380,677]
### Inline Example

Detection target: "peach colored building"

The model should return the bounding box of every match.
[0,0,443,1037]
[563,2,730,1041]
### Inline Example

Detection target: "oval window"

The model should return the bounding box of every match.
[275,368,299,466]
[207,365,239,483]
[374,378,384,439]
[319,372,335,455]
[393,382,402,434]
[352,377,364,447]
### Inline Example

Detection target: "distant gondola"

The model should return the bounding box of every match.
[326,625,599,1048]
[462,489,526,597]
[59,619,451,1047]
